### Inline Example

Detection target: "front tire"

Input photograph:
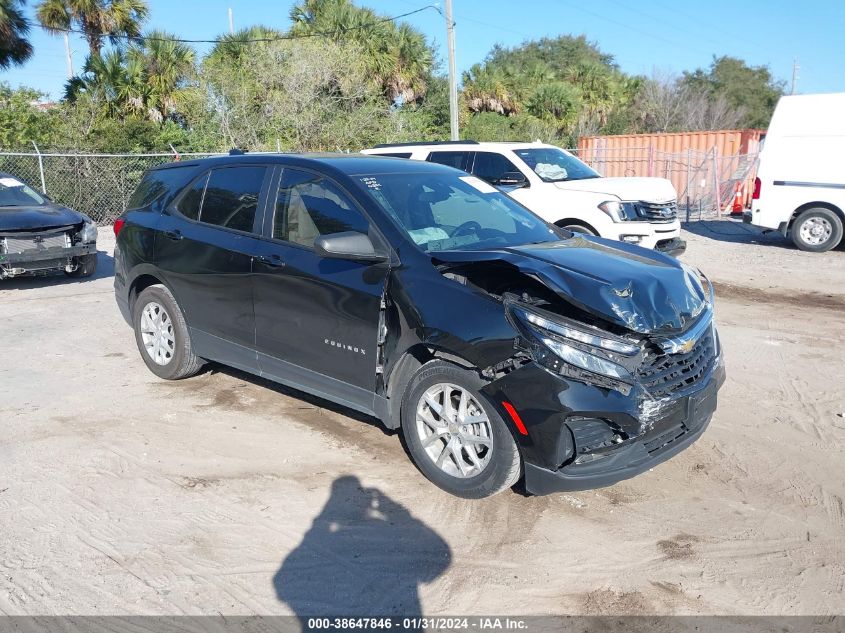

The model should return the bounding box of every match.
[132,284,203,380]
[400,360,522,498]
[559,222,596,236]
[790,208,843,252]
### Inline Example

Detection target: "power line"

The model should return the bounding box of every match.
[35,5,440,45]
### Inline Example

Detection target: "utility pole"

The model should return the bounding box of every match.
[444,0,459,140]
[791,58,799,95]
[63,33,73,78]
[228,7,234,34]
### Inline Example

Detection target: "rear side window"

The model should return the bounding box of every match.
[199,166,267,233]
[128,166,191,209]
[472,152,521,185]
[176,172,208,220]
[426,151,471,171]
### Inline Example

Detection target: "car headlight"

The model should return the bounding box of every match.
[598,201,638,222]
[79,220,98,244]
[507,302,642,389]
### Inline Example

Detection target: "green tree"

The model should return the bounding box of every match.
[0,0,33,69]
[682,56,784,129]
[0,83,52,148]
[35,0,148,58]
[129,30,195,122]
[289,0,433,103]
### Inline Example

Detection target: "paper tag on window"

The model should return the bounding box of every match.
[0,177,24,187]
[459,176,497,194]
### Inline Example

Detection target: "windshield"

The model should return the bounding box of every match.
[359,172,561,253]
[0,176,46,206]
[513,147,600,182]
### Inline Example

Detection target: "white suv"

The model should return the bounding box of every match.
[362,141,685,255]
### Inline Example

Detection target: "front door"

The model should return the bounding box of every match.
[252,167,389,413]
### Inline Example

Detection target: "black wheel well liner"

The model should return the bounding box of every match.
[382,344,481,429]
[129,273,166,310]
[554,218,599,235]
[790,201,845,228]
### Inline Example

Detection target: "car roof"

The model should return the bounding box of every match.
[150,152,461,177]
[364,141,557,152]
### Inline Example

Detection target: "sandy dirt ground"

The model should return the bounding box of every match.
[1,221,844,617]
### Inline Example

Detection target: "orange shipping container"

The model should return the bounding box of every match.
[577,130,765,210]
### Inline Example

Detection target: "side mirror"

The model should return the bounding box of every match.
[314,231,387,263]
[495,171,529,188]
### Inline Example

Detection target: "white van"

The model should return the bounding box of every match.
[362,141,685,255]
[746,93,845,252]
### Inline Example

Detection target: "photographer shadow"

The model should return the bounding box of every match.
[273,476,451,622]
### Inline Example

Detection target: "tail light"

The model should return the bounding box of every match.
[752,177,761,200]
[113,218,126,237]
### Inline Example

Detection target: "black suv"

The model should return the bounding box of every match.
[114,153,724,498]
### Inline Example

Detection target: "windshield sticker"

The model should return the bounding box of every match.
[0,177,24,188]
[361,176,382,190]
[459,176,497,194]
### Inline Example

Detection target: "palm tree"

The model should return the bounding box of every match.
[131,30,194,121]
[35,0,148,58]
[0,0,33,69]
[289,0,433,103]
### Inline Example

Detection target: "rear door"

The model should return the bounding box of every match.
[155,164,272,367]
[252,166,389,413]
[426,150,474,172]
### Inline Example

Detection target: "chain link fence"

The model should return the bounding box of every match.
[570,146,759,220]
[0,151,223,225]
[0,148,758,226]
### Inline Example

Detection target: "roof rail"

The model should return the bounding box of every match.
[372,140,479,148]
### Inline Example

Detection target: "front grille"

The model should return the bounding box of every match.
[635,201,677,223]
[637,328,716,399]
[2,231,71,254]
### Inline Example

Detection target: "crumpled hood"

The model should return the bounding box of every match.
[0,204,86,231]
[434,236,709,334]
[554,177,677,203]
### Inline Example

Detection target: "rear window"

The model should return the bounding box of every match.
[127,166,192,209]
[376,152,412,159]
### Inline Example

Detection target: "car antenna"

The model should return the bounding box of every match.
[229,148,247,155]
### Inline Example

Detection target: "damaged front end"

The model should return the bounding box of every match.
[431,239,725,494]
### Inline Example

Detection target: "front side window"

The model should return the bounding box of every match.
[359,172,559,253]
[0,175,45,206]
[513,147,600,182]
[274,168,368,248]
[199,166,266,232]
[471,152,522,185]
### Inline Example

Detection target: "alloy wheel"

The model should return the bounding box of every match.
[415,383,493,478]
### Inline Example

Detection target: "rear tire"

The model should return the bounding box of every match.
[790,208,843,252]
[400,360,522,498]
[65,253,97,278]
[132,284,203,380]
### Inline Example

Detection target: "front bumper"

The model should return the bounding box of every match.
[482,357,725,495]
[0,244,97,276]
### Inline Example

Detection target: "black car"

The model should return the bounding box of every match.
[113,154,724,498]
[0,172,98,279]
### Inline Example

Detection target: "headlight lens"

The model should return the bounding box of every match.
[79,221,98,244]
[598,201,638,222]
[508,303,641,384]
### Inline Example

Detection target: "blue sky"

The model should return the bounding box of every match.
[3,0,844,100]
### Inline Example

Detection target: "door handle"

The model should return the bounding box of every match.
[164,229,183,241]
[258,254,285,267]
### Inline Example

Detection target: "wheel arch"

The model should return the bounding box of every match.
[554,218,599,235]
[790,201,845,228]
